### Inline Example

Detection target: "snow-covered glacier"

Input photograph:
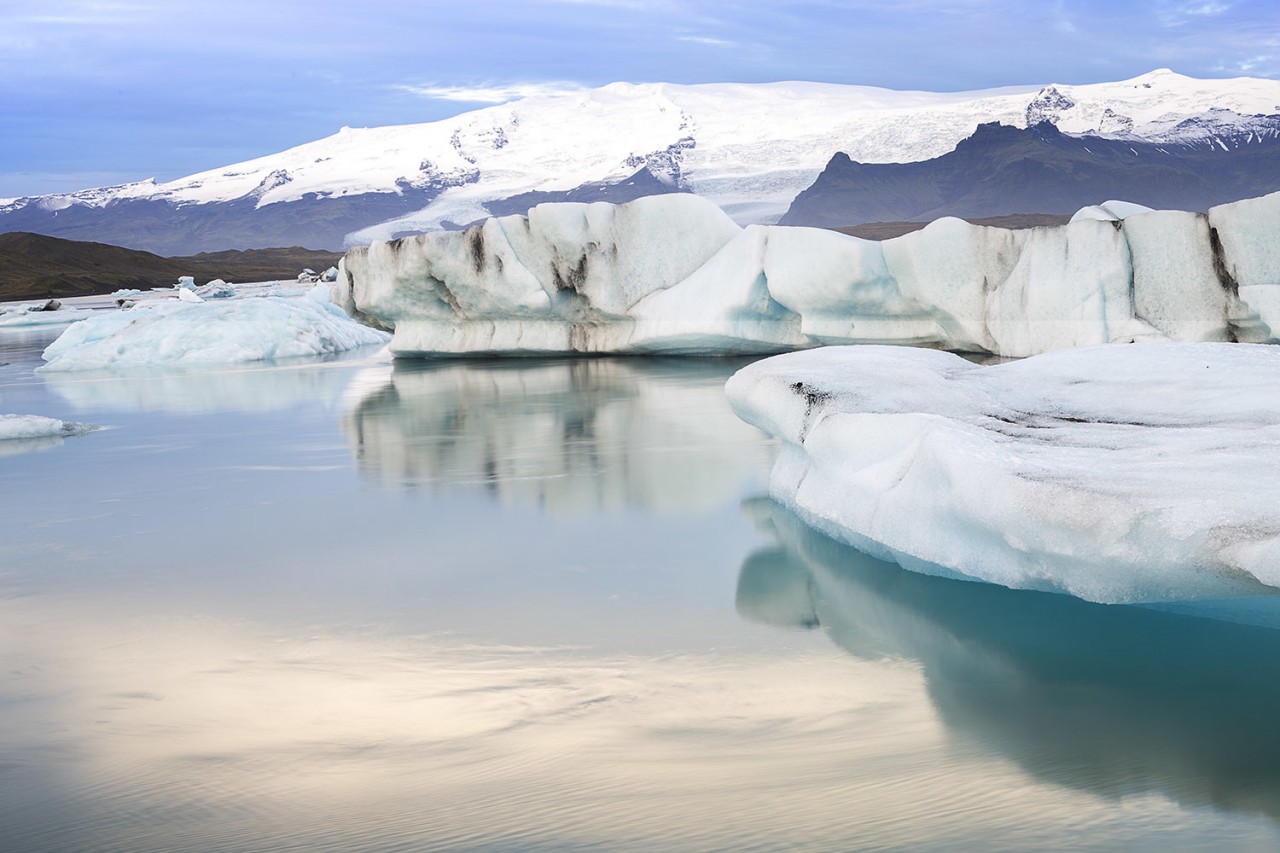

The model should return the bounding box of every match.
[336,191,1278,358]
[725,343,1280,604]
[6,69,1280,254]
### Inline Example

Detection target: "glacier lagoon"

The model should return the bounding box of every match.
[3,325,1280,852]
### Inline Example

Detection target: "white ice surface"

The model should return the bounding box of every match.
[339,192,1276,358]
[0,305,97,328]
[196,279,236,298]
[1069,200,1156,222]
[0,414,98,441]
[725,342,1280,605]
[39,296,390,371]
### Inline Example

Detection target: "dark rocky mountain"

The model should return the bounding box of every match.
[478,167,686,220]
[0,232,341,301]
[780,120,1280,228]
[0,188,443,257]
[833,213,1074,241]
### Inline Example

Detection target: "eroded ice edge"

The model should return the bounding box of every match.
[725,343,1280,605]
[336,191,1280,358]
[39,289,390,371]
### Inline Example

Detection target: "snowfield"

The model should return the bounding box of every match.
[6,69,1280,240]
[725,342,1280,605]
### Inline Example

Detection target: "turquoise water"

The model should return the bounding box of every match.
[2,326,1279,852]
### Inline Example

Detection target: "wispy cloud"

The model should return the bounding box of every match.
[1161,1,1232,26]
[398,82,590,103]
[1182,2,1231,15]
[1213,53,1279,75]
[678,35,736,47]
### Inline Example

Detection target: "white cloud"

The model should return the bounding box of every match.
[678,35,736,47]
[1160,1,1232,26]
[398,82,590,104]
[1181,2,1230,15]
[1213,53,1279,75]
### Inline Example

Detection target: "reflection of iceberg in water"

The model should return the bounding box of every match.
[738,500,1280,825]
[341,358,775,514]
[43,352,384,414]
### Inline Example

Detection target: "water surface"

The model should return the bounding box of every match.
[2,326,1279,851]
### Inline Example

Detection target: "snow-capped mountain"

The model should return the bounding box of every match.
[4,69,1280,254]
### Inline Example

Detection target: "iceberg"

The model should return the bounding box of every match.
[196,279,236,299]
[0,414,98,441]
[337,192,1278,358]
[0,414,99,457]
[0,302,96,328]
[725,342,1280,604]
[39,295,390,371]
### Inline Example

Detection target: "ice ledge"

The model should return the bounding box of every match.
[725,342,1280,605]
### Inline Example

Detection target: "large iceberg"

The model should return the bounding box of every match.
[40,292,389,371]
[336,192,1279,358]
[725,342,1280,604]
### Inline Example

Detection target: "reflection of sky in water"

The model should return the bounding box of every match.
[2,328,1279,851]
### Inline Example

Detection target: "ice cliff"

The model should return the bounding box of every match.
[724,343,1280,604]
[336,192,1279,358]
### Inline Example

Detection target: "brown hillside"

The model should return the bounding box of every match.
[0,232,342,301]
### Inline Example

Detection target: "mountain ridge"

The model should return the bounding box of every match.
[780,120,1280,227]
[4,69,1280,254]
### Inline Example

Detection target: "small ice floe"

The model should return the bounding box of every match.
[195,279,236,299]
[39,294,390,371]
[0,300,94,327]
[113,288,144,308]
[0,413,98,440]
[177,288,204,304]
[727,342,1280,605]
[0,413,100,456]
[176,275,196,289]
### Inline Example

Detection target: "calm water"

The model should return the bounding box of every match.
[2,324,1280,852]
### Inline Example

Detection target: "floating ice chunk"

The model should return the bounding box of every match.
[196,278,235,299]
[177,288,204,304]
[176,275,196,289]
[39,297,390,371]
[321,266,339,282]
[0,304,95,327]
[0,413,98,441]
[112,288,143,299]
[0,414,99,457]
[726,342,1280,604]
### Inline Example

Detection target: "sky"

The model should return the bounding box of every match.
[1,0,1278,198]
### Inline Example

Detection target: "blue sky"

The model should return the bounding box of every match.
[2,0,1277,198]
